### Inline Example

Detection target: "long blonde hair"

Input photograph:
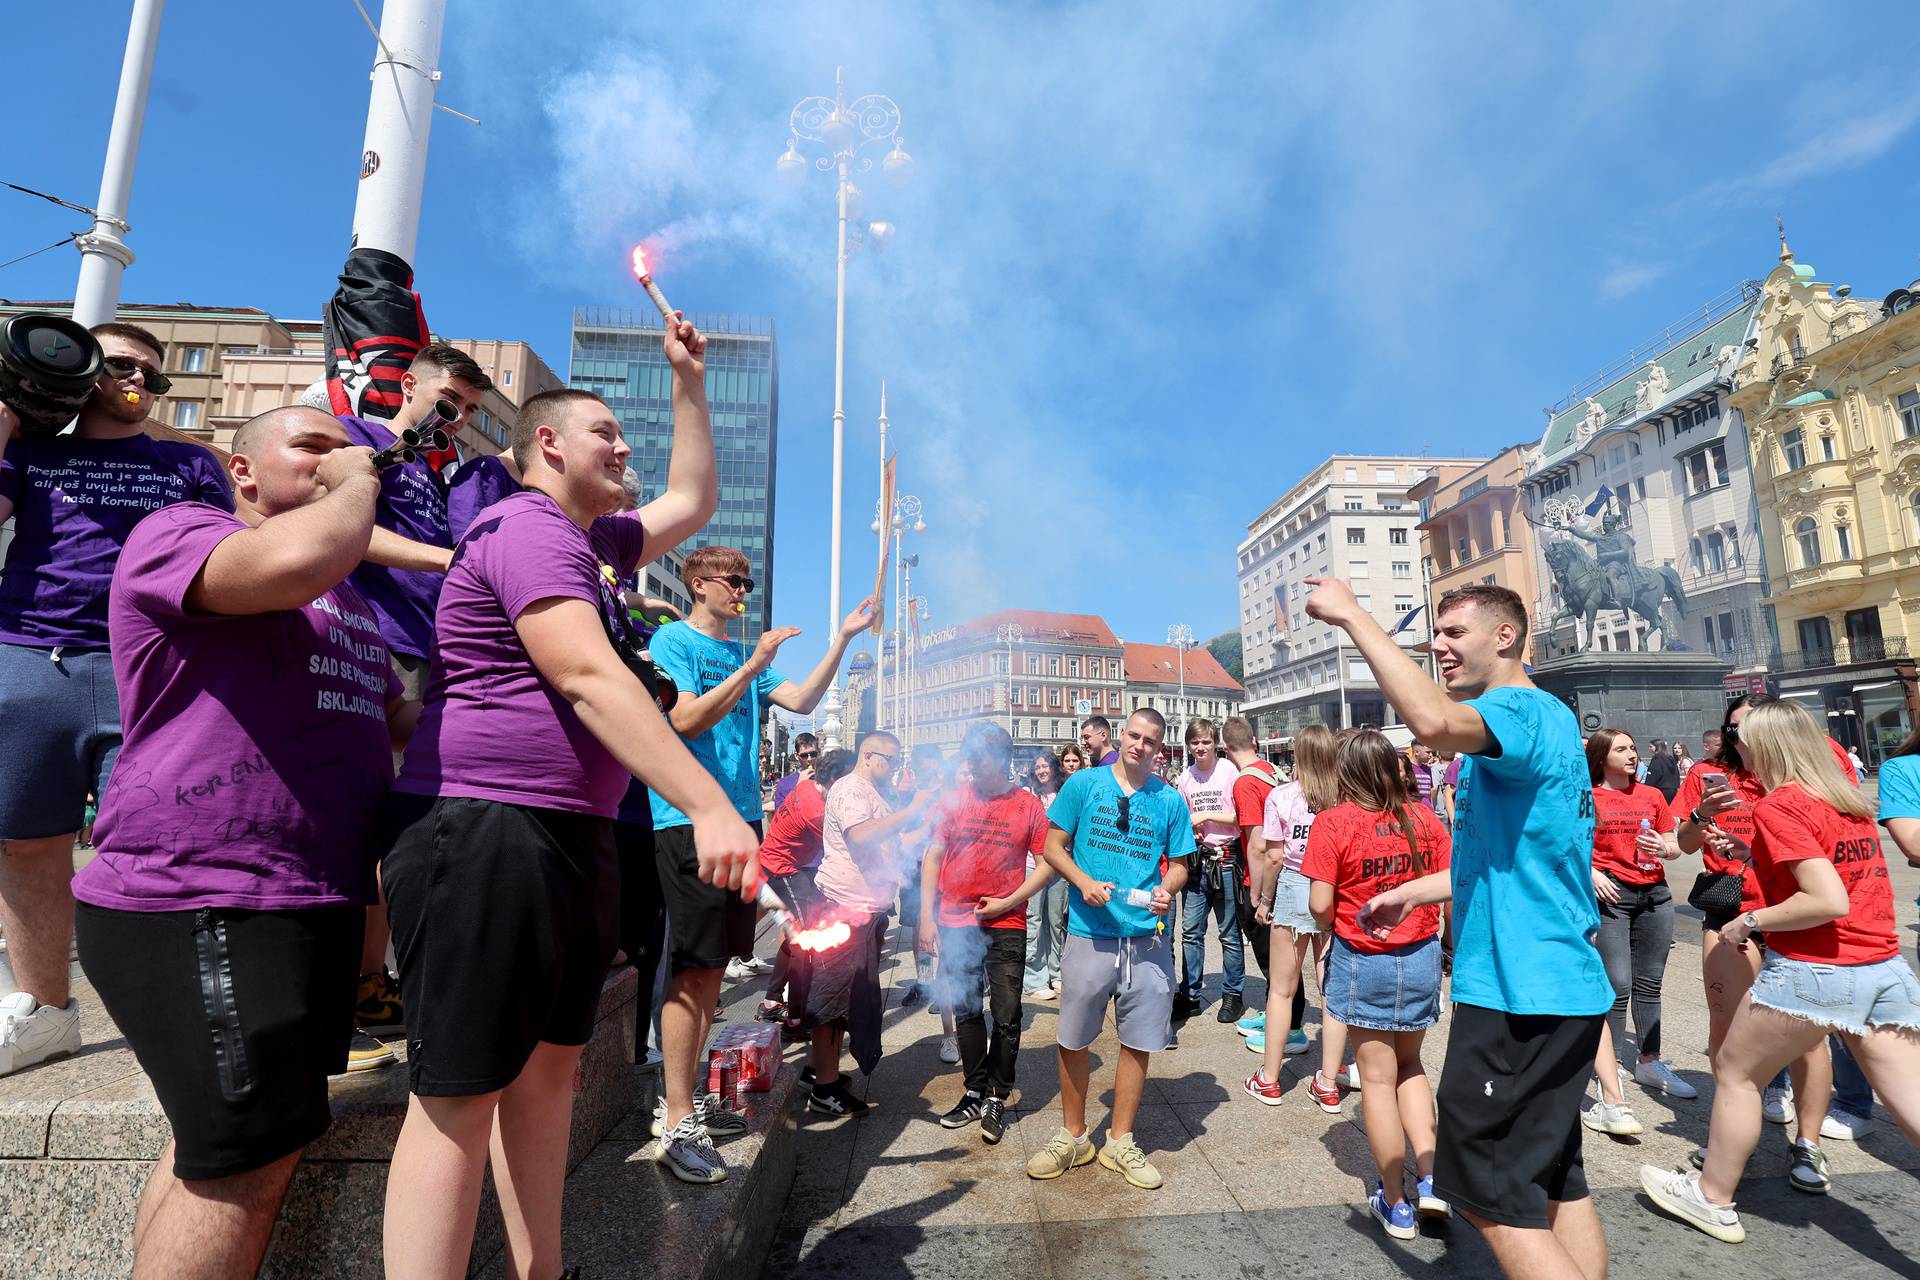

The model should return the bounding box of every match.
[1292,723,1340,813]
[1737,701,1872,819]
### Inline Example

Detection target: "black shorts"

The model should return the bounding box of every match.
[75,901,361,1180]
[1433,1002,1604,1229]
[767,866,826,921]
[380,794,619,1096]
[800,911,887,1030]
[654,821,760,974]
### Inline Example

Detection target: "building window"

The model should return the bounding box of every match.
[1343,497,1363,511]
[1068,655,1080,677]
[1344,466,1358,481]
[1821,434,1837,461]
[1374,467,1396,484]
[1381,498,1404,511]
[1391,561,1411,579]
[1900,390,1920,438]
[178,346,208,373]
[174,401,200,430]
[1690,537,1704,574]
[1781,429,1806,471]
[1348,560,1369,579]
[1910,491,1920,540]
[1610,445,1626,468]
[1685,443,1730,495]
[1389,527,1408,545]
[1795,517,1821,568]
[503,369,514,387]
[1705,530,1726,573]
[1346,527,1365,545]
[1394,596,1414,613]
[1357,594,1372,610]
[1835,523,1853,560]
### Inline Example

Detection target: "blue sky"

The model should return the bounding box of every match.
[7,2,1920,654]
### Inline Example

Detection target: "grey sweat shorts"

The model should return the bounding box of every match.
[1057,932,1174,1053]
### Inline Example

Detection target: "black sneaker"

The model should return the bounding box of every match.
[756,1000,789,1023]
[799,1065,816,1087]
[1171,994,1199,1021]
[899,982,926,1008]
[1216,995,1245,1024]
[807,1080,873,1119]
[939,1092,985,1129]
[980,1097,1007,1144]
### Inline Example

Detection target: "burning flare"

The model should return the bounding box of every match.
[792,921,854,952]
[629,245,677,323]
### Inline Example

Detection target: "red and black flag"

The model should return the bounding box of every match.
[323,246,428,423]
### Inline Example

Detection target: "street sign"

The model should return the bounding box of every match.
[1074,698,1093,716]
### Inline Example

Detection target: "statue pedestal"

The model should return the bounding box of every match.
[1532,650,1732,746]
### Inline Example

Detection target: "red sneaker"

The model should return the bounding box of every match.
[1306,1071,1344,1114]
[1243,1070,1284,1107]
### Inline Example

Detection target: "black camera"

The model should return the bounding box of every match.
[0,313,105,434]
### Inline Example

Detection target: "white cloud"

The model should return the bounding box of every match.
[1598,261,1669,301]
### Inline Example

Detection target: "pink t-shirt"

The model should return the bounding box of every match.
[74,504,399,911]
[1176,759,1241,849]
[395,489,648,817]
[814,773,896,914]
[1260,780,1318,874]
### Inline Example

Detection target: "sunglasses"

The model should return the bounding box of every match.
[795,750,819,761]
[1116,793,1132,834]
[103,355,171,395]
[700,574,755,593]
[866,750,899,766]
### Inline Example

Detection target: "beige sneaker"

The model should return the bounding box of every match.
[1098,1132,1163,1189]
[1025,1126,1095,1180]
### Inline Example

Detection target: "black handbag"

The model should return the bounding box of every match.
[1686,870,1745,917]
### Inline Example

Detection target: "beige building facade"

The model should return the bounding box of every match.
[1410,448,1538,658]
[1732,238,1920,765]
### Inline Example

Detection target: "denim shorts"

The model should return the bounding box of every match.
[1324,934,1442,1032]
[1270,868,1322,936]
[1748,952,1920,1036]
[0,642,121,839]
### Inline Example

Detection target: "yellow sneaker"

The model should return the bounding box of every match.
[355,969,406,1033]
[1099,1132,1163,1189]
[343,1029,397,1073]
[1025,1126,1095,1180]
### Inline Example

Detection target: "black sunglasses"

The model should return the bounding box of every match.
[103,355,171,395]
[794,750,819,761]
[1116,793,1131,834]
[701,573,755,593]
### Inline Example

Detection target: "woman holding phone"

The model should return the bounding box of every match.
[1675,693,1847,1179]
[1643,699,1920,1242]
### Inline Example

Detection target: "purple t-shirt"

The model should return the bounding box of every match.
[446,453,519,543]
[396,489,649,817]
[338,415,451,661]
[73,504,400,911]
[0,432,232,648]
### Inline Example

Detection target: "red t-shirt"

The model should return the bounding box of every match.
[1232,759,1279,887]
[759,779,825,878]
[1299,801,1451,953]
[1676,738,1855,911]
[933,785,1050,930]
[1591,782,1676,886]
[1750,785,1898,964]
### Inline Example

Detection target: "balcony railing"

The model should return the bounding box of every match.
[1769,350,1811,377]
[1776,637,1910,672]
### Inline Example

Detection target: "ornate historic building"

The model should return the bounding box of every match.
[1522,285,1769,670]
[1733,235,1920,766]
[1410,444,1541,659]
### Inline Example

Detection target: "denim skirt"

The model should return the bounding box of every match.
[1748,951,1920,1036]
[1323,934,1442,1032]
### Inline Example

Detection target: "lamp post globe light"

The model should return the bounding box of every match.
[996,622,1024,737]
[1167,623,1195,759]
[779,67,911,749]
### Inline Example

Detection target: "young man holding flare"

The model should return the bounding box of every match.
[1028,708,1194,1191]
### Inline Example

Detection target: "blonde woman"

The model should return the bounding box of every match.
[1643,699,1920,1243]
[1244,724,1339,1103]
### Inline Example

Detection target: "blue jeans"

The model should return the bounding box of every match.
[1023,877,1069,992]
[1830,1032,1874,1119]
[1179,852,1244,1000]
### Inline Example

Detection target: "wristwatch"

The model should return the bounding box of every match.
[1689,808,1707,825]
[1740,911,1760,933]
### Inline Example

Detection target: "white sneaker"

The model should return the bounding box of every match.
[723,958,755,982]
[0,992,81,1077]
[1633,1057,1699,1100]
[1762,1083,1794,1124]
[653,1114,727,1184]
[651,1093,749,1138]
[939,1035,960,1064]
[741,956,775,976]
[1025,986,1057,1001]
[1581,1099,1645,1137]
[1639,1165,1744,1243]
[1821,1108,1874,1141]
[1342,1062,1361,1090]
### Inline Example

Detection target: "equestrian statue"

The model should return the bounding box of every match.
[1543,501,1688,650]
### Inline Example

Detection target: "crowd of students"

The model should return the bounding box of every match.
[5,324,1920,1277]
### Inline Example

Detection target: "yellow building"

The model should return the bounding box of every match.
[1732,235,1920,766]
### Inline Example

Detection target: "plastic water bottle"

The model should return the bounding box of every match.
[1637,817,1660,872]
[1124,887,1155,908]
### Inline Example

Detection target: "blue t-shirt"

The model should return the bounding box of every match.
[1876,756,1920,908]
[1048,766,1196,939]
[646,620,786,829]
[1449,685,1612,1016]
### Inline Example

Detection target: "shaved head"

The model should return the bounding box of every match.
[232,405,341,458]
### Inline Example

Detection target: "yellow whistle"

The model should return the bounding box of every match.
[124,391,142,404]
[734,603,747,616]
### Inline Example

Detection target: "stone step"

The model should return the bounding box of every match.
[0,964,639,1279]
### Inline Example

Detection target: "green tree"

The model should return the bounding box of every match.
[1207,630,1243,682]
